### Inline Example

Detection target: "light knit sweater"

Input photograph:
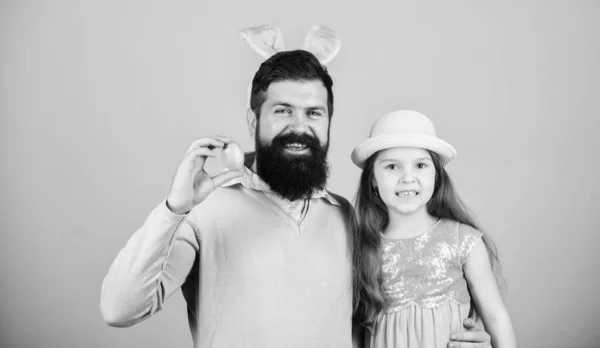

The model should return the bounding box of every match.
[100,169,355,348]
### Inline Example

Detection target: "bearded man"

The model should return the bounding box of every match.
[100,50,355,347]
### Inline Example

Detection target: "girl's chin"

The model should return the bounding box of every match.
[389,204,427,216]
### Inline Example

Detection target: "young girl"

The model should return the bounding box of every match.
[351,110,516,347]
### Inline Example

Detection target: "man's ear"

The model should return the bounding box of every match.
[246,108,257,139]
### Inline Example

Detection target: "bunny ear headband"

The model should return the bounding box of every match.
[240,24,341,108]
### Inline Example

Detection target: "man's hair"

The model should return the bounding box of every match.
[250,50,334,118]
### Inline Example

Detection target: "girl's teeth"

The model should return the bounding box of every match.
[398,191,417,197]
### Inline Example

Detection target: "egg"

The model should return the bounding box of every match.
[222,142,244,170]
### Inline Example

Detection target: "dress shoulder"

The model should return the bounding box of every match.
[457,223,484,265]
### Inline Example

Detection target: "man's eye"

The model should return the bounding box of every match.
[275,109,291,114]
[308,111,323,117]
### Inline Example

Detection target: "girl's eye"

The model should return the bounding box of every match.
[416,163,428,169]
[386,164,398,170]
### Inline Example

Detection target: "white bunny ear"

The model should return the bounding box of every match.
[301,25,341,65]
[240,25,285,59]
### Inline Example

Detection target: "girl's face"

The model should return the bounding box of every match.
[373,147,436,216]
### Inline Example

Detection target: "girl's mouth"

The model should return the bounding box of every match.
[396,190,418,197]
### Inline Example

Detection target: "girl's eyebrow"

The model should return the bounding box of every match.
[378,156,432,163]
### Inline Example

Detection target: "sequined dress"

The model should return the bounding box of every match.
[367,219,483,348]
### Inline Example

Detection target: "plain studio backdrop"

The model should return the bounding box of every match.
[1,1,599,347]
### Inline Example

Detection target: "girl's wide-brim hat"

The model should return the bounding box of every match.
[351,110,457,168]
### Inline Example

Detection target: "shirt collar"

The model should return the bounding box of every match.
[222,165,340,206]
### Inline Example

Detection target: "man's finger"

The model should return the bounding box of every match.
[447,342,489,348]
[449,330,490,343]
[462,318,478,331]
[209,135,233,143]
[185,147,217,159]
[212,170,243,187]
[183,147,217,169]
[186,136,231,154]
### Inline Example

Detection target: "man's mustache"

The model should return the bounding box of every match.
[272,132,321,149]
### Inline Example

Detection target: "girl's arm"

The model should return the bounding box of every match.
[463,239,517,348]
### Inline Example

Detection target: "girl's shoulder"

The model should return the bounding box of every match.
[457,221,483,240]
[435,219,483,239]
[433,220,483,261]
[453,221,484,264]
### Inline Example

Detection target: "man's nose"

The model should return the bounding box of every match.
[289,113,310,133]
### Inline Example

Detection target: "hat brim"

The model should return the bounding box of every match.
[351,134,457,168]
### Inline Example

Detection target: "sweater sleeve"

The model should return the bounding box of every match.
[100,200,199,327]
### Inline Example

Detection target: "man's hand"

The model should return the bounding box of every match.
[166,136,242,215]
[447,318,491,348]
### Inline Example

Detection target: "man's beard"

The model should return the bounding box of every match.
[255,130,329,201]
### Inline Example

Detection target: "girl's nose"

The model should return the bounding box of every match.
[400,169,416,183]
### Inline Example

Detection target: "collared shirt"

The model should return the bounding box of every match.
[223,165,339,227]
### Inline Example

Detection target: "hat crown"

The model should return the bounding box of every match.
[351,109,456,168]
[369,110,437,138]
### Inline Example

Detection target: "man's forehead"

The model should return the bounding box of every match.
[264,80,328,107]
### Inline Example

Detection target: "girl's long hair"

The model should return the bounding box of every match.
[352,150,504,328]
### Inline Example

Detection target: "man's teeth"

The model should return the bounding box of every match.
[286,143,307,150]
[397,191,417,197]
